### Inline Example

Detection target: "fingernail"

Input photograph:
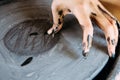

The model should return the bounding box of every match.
[111,53,115,58]
[52,32,55,37]
[82,51,88,57]
[87,35,92,48]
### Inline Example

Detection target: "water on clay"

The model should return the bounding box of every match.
[4,19,60,56]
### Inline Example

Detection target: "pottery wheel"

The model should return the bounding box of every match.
[0,0,109,80]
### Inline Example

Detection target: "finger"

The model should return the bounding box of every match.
[97,0,120,38]
[97,0,116,21]
[96,0,120,46]
[47,1,64,35]
[97,0,119,44]
[92,9,118,57]
[72,7,93,56]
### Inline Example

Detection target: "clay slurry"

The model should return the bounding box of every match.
[3,19,60,56]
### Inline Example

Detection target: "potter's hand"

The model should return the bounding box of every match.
[47,0,119,58]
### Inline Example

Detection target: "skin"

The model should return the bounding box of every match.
[115,72,120,80]
[100,0,120,21]
[47,0,119,58]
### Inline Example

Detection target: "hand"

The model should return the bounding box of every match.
[47,0,119,58]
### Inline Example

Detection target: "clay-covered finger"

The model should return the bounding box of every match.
[97,0,116,20]
[73,7,93,56]
[92,9,118,57]
[47,1,64,35]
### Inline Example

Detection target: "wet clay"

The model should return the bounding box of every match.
[3,19,60,56]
